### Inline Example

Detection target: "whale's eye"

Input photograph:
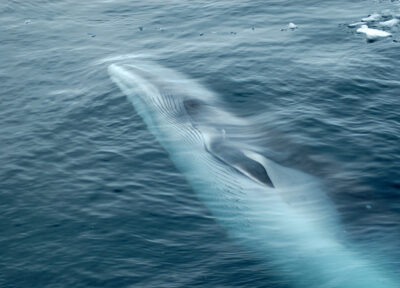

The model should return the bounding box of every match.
[183,99,205,116]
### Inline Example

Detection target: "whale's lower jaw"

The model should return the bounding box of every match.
[108,62,398,288]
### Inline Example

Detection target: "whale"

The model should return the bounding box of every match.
[107,60,398,288]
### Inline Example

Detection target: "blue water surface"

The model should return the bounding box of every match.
[1,0,399,287]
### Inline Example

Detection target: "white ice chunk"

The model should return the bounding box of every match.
[288,22,297,29]
[379,18,400,27]
[362,13,381,22]
[348,22,364,28]
[356,25,391,40]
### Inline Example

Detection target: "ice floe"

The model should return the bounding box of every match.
[281,22,297,31]
[347,9,399,42]
[362,13,381,22]
[379,18,400,27]
[356,25,392,41]
[348,22,364,28]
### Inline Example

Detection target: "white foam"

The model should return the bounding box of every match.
[356,25,391,40]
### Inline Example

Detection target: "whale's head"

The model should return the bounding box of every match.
[108,62,215,126]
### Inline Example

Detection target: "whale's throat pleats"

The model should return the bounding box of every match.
[157,91,186,119]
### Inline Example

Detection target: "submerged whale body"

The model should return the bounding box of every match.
[108,60,398,288]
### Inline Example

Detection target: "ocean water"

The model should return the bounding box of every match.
[1,0,400,287]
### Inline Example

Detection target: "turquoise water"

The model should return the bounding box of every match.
[1,0,399,287]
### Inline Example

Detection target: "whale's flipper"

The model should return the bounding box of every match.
[202,129,274,188]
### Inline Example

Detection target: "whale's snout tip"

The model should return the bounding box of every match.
[107,63,121,78]
[108,64,138,81]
